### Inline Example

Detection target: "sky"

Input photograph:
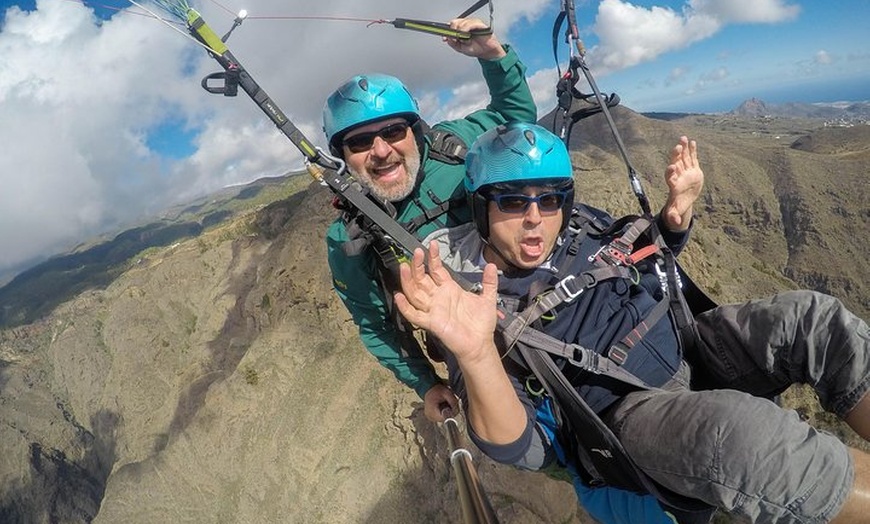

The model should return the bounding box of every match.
[0,0,868,281]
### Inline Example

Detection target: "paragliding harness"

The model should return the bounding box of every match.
[490,205,717,523]
[333,125,471,363]
[481,2,717,520]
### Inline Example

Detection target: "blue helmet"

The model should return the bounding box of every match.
[322,73,420,154]
[466,123,575,238]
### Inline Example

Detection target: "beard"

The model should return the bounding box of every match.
[350,143,422,203]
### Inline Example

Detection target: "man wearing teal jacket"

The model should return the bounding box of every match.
[323,17,536,417]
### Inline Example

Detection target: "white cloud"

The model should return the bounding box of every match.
[665,66,690,86]
[527,67,561,119]
[426,81,491,123]
[0,1,206,272]
[688,0,800,24]
[588,0,720,74]
[694,66,731,91]
[0,0,547,277]
[587,0,799,74]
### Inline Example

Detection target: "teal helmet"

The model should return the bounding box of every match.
[322,73,420,155]
[466,123,575,238]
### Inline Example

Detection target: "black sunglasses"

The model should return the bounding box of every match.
[489,191,568,213]
[343,122,410,153]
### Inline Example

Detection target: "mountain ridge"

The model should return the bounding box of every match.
[730,97,870,122]
[1,107,868,523]
[642,97,870,125]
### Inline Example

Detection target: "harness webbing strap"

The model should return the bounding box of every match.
[663,245,700,353]
[516,340,717,515]
[518,265,633,327]
[402,194,466,234]
[516,342,651,491]
[498,316,653,391]
[607,297,670,365]
[625,244,659,265]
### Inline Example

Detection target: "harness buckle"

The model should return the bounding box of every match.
[589,240,633,267]
[567,348,586,370]
[569,345,601,374]
[607,346,628,365]
[556,275,584,303]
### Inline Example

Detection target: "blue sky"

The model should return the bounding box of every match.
[508,0,870,113]
[0,0,868,280]
[582,1,870,112]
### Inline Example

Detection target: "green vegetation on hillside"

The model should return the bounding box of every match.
[0,173,310,329]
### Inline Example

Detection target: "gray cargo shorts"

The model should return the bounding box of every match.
[606,385,853,523]
[690,290,870,417]
[603,290,870,522]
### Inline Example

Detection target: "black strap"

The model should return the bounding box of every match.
[551,9,568,77]
[457,0,492,21]
[426,128,468,165]
[515,265,632,328]
[402,192,467,235]
[517,344,644,489]
[516,342,715,514]
[607,297,671,365]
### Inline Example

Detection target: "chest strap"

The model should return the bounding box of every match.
[515,214,689,369]
[498,315,652,391]
[518,265,635,328]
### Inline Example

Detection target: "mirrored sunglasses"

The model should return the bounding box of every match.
[343,122,410,153]
[489,191,568,213]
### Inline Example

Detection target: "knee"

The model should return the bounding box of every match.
[777,290,861,332]
[780,289,841,313]
[807,290,846,313]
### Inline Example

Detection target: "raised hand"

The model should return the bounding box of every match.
[394,241,499,363]
[396,242,526,443]
[443,17,506,61]
[662,136,703,232]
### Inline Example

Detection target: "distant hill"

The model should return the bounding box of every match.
[731,97,870,123]
[0,175,309,329]
[643,98,870,124]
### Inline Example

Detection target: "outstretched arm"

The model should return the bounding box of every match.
[394,242,527,443]
[432,17,536,141]
[661,136,703,232]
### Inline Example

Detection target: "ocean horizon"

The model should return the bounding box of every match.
[639,74,870,114]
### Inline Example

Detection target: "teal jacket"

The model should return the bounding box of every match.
[326,46,537,398]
